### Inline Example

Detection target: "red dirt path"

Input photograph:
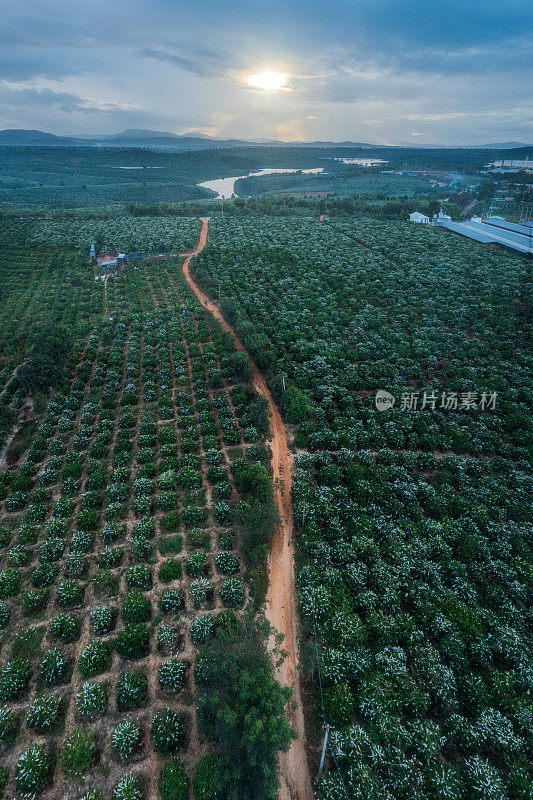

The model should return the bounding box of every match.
[181,219,314,800]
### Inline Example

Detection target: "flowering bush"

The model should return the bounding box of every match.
[190,615,214,644]
[40,537,65,562]
[150,707,183,753]
[135,517,154,537]
[160,589,183,614]
[76,681,107,718]
[0,567,21,598]
[113,772,142,800]
[112,718,141,760]
[0,658,31,700]
[157,624,179,653]
[90,605,114,634]
[159,657,186,692]
[219,577,244,607]
[0,705,17,743]
[26,693,61,731]
[24,588,48,614]
[40,647,69,684]
[215,552,238,575]
[213,502,233,525]
[57,579,83,607]
[15,744,50,793]
[101,521,126,544]
[117,671,148,710]
[50,612,81,642]
[126,564,151,589]
[78,639,111,678]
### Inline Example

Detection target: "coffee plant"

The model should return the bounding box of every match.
[62,728,97,775]
[117,671,148,710]
[26,693,61,731]
[76,681,107,718]
[113,772,143,800]
[150,707,184,753]
[15,744,50,793]
[111,718,141,760]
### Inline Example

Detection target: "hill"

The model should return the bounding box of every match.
[0,129,531,152]
[0,129,80,146]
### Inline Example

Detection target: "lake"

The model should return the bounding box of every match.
[332,158,388,166]
[198,167,325,199]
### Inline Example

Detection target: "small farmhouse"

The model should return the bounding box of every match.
[97,250,118,266]
[409,212,430,223]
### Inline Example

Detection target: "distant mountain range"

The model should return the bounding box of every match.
[396,140,532,150]
[0,127,379,149]
[0,128,531,151]
[0,129,81,146]
[476,141,531,149]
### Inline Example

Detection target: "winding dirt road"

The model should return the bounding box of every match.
[181,219,314,800]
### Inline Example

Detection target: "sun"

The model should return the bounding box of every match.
[246,71,288,92]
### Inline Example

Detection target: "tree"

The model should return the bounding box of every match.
[284,384,314,423]
[231,458,271,502]
[196,618,294,800]
[18,325,72,395]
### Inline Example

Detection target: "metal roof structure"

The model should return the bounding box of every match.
[482,218,533,237]
[440,219,532,255]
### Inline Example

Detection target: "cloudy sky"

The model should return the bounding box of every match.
[2,0,532,144]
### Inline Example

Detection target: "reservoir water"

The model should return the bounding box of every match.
[332,158,388,166]
[198,167,324,199]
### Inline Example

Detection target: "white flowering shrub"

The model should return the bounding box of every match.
[190,615,214,644]
[15,744,50,793]
[26,693,61,731]
[159,657,186,692]
[113,771,142,800]
[111,718,141,760]
[76,681,107,718]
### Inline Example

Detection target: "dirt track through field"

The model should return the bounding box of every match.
[181,219,314,800]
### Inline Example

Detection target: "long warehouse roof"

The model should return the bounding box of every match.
[440,220,532,254]
[482,218,533,237]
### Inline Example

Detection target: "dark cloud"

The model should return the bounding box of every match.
[0,84,101,113]
[0,81,208,135]
[0,51,91,82]
[139,44,235,78]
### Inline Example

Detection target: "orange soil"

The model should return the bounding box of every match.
[182,219,314,800]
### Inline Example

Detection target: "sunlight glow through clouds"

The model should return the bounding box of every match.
[246,71,289,92]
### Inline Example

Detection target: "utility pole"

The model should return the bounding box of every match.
[318,724,330,779]
[218,283,221,301]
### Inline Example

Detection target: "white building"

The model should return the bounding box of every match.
[409,211,430,223]
[433,207,452,225]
